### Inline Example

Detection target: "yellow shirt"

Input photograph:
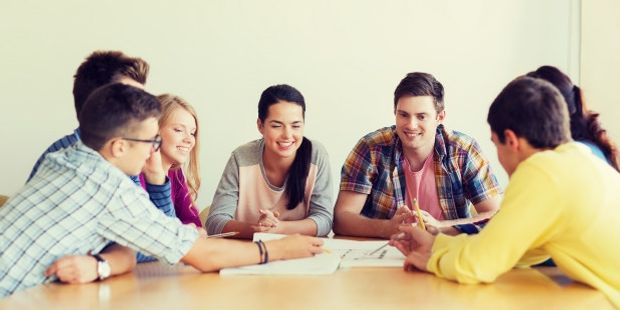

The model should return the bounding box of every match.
[428,142,620,307]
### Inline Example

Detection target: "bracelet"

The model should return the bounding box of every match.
[261,240,269,264]
[254,241,264,264]
[255,240,269,264]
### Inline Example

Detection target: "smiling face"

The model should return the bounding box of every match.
[258,100,305,161]
[159,107,197,167]
[395,95,444,156]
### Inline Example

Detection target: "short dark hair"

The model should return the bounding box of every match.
[487,76,570,149]
[73,51,149,116]
[527,65,620,171]
[258,84,310,210]
[79,83,161,151]
[393,72,444,113]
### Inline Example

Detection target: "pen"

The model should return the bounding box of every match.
[367,243,389,256]
[207,231,239,238]
[367,232,406,256]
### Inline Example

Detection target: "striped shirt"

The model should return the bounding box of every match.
[340,125,502,233]
[27,128,175,263]
[0,142,198,297]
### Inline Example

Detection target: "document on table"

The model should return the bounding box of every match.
[219,252,341,276]
[219,234,405,275]
[220,233,341,275]
[321,238,405,268]
[219,233,405,276]
[337,246,405,268]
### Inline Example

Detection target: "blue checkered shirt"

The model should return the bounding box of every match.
[0,142,198,297]
[27,128,175,263]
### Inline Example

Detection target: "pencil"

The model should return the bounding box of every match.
[412,198,426,231]
[207,231,239,238]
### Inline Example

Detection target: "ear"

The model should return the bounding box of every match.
[109,138,127,158]
[436,110,446,123]
[503,129,520,151]
[257,118,264,135]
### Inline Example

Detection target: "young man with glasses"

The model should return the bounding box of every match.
[27,51,176,264]
[0,84,324,297]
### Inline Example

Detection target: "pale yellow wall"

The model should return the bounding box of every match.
[581,0,620,142]
[0,1,576,207]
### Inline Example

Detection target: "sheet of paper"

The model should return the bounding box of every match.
[219,253,341,276]
[337,247,405,268]
[251,233,405,269]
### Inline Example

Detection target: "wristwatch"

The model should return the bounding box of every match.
[93,254,111,280]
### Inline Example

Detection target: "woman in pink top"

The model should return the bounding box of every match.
[140,94,202,227]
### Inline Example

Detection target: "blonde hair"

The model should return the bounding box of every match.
[157,94,201,201]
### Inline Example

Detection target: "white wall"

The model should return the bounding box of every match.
[581,0,620,142]
[0,1,577,209]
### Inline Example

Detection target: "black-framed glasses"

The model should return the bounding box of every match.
[122,135,162,152]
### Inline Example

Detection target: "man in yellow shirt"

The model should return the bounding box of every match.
[391,76,620,307]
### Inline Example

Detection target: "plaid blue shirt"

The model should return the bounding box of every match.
[28,128,174,262]
[340,125,502,233]
[0,142,199,297]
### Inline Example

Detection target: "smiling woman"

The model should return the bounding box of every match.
[206,84,335,239]
[138,94,203,227]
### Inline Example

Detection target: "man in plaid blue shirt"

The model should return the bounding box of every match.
[27,51,173,263]
[334,72,502,239]
[0,83,323,297]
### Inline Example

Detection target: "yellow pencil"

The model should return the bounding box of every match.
[412,198,426,231]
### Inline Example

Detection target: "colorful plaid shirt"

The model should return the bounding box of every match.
[340,125,502,233]
[0,142,199,297]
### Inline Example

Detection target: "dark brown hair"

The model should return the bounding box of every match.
[487,76,571,149]
[73,51,149,117]
[394,72,444,113]
[527,66,620,170]
[79,83,161,151]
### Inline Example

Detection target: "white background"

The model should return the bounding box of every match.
[1,1,603,210]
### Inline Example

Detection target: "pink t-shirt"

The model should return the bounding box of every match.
[235,164,318,223]
[402,153,443,220]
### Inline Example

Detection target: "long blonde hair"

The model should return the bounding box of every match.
[157,94,201,201]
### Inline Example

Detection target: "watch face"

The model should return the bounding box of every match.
[98,260,111,279]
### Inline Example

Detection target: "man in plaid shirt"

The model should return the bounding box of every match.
[334,72,502,239]
[27,50,174,264]
[0,83,323,297]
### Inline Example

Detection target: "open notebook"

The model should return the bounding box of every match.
[219,233,405,276]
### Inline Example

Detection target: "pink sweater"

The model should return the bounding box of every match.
[140,169,201,227]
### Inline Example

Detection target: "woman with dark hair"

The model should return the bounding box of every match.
[206,84,334,239]
[527,66,620,171]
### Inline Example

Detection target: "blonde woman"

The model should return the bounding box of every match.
[139,94,202,227]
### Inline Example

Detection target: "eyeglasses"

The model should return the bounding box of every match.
[122,135,162,152]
